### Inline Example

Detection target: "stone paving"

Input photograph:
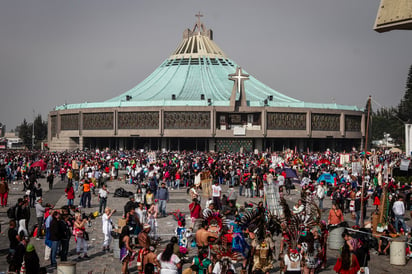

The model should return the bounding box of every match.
[1,175,411,273]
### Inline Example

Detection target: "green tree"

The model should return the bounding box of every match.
[371,107,402,144]
[397,64,412,124]
[16,115,48,149]
[16,119,32,148]
[34,114,48,142]
[371,65,412,148]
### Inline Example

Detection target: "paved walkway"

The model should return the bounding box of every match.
[1,176,411,273]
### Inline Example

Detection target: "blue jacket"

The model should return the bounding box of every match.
[156,187,169,201]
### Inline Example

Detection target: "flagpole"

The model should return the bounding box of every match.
[360,95,371,228]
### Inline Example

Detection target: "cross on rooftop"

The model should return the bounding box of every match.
[195,12,203,33]
[229,67,249,94]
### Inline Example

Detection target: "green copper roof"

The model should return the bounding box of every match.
[55,16,360,112]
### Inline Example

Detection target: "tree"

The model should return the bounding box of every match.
[34,114,48,142]
[16,119,32,148]
[371,65,412,148]
[371,107,402,144]
[397,64,412,124]
[16,115,48,149]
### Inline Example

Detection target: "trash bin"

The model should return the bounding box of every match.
[328,227,345,250]
[113,238,120,259]
[390,239,406,265]
[57,261,76,274]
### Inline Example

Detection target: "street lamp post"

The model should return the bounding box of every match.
[32,110,35,150]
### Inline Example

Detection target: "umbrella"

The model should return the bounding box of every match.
[318,159,331,165]
[317,172,335,185]
[389,148,402,153]
[31,160,47,171]
[281,168,298,178]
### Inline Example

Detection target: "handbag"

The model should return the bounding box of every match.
[75,229,84,238]
[84,231,89,241]
[111,230,120,239]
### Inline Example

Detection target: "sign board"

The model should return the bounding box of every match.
[400,159,410,171]
[233,127,246,136]
[148,152,156,163]
[351,162,362,176]
[340,154,350,165]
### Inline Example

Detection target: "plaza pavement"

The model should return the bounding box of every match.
[0,175,411,273]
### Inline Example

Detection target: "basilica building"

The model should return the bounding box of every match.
[48,15,364,152]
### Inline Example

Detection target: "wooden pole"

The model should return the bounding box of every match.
[360,96,371,228]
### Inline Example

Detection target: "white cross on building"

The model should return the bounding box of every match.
[229,67,249,94]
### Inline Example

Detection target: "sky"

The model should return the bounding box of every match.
[0,0,411,131]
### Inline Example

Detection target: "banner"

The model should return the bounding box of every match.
[351,162,362,176]
[400,159,410,171]
[340,154,350,165]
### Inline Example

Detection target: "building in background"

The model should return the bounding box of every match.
[48,15,365,152]
[374,0,412,32]
[4,132,24,150]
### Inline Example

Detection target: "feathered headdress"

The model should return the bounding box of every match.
[202,210,229,233]
[238,206,282,242]
[273,196,321,249]
[172,210,186,227]
[211,244,244,262]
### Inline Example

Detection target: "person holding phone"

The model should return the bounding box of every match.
[102,207,116,252]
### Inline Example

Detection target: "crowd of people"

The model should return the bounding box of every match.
[0,148,411,273]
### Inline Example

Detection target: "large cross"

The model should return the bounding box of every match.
[195,12,203,32]
[229,67,249,94]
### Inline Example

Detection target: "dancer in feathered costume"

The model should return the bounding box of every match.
[238,201,281,274]
[275,195,322,274]
[172,210,191,250]
[195,209,226,255]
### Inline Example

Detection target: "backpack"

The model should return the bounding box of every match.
[7,205,17,219]
[333,191,341,201]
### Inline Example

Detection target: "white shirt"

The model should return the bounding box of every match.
[135,208,146,224]
[212,261,235,274]
[157,253,180,274]
[102,213,112,234]
[98,188,108,198]
[278,175,285,186]
[392,200,405,216]
[316,185,325,199]
[284,254,302,271]
[212,184,222,197]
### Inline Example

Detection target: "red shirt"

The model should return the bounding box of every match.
[65,186,75,199]
[189,202,201,219]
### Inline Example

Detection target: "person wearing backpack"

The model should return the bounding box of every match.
[17,197,30,237]
[7,198,22,221]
